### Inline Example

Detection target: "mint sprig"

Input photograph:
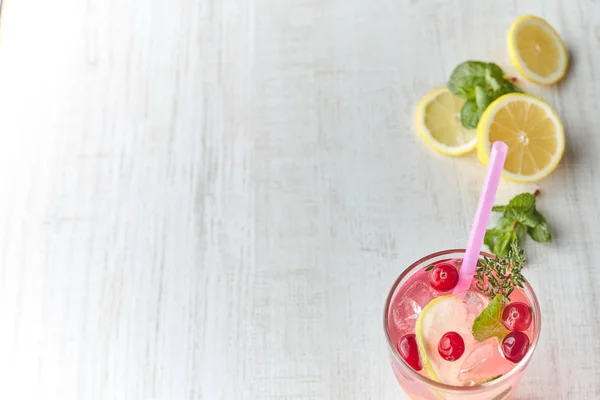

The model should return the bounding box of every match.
[484,192,551,258]
[472,294,510,342]
[448,61,521,129]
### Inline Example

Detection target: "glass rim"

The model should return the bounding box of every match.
[383,248,542,393]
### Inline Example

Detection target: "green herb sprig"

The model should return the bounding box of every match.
[471,294,510,342]
[484,192,551,257]
[448,61,521,129]
[475,242,526,299]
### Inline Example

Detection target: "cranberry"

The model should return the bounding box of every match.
[502,331,530,363]
[429,263,459,292]
[502,302,533,332]
[438,331,465,361]
[397,334,422,371]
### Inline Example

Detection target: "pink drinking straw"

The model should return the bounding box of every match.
[453,141,508,294]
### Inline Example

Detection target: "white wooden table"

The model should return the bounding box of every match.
[0,1,598,399]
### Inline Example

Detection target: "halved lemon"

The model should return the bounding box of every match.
[415,87,476,156]
[507,15,568,85]
[477,93,565,183]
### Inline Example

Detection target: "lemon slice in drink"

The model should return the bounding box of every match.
[415,293,513,385]
[507,15,568,85]
[415,295,467,384]
[477,93,565,183]
[415,87,476,156]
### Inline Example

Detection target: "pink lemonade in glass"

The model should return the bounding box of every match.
[384,250,540,400]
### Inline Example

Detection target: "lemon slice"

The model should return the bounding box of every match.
[507,15,568,85]
[415,293,510,387]
[415,294,483,385]
[477,93,565,183]
[415,87,476,156]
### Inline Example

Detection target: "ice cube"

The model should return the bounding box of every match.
[462,291,488,322]
[392,281,438,332]
[392,298,421,332]
[457,338,513,384]
[405,281,439,307]
[459,339,498,374]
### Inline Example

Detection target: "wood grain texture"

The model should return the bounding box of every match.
[0,0,598,399]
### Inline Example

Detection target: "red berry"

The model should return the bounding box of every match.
[502,331,530,363]
[438,331,465,362]
[502,302,533,331]
[397,334,422,371]
[429,263,459,292]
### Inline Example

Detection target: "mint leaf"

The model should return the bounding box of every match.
[505,208,539,228]
[448,61,521,129]
[484,63,504,91]
[460,99,482,129]
[507,193,536,212]
[484,63,504,80]
[448,61,490,98]
[497,215,514,229]
[498,80,522,95]
[458,85,493,129]
[528,211,551,242]
[448,61,515,99]
[492,205,506,212]
[472,294,510,342]
[495,231,515,258]
[514,223,527,240]
[484,228,508,252]
[475,85,491,110]
[529,209,548,226]
[529,223,551,242]
[485,217,524,258]
[484,228,514,258]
